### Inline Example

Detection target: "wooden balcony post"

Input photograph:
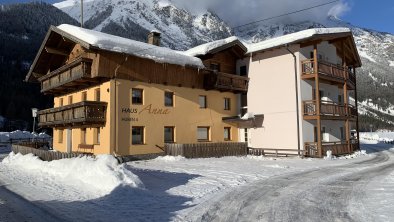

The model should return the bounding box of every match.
[313,44,323,157]
[342,40,351,153]
[354,68,360,150]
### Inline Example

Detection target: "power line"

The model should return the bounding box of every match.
[232,0,340,30]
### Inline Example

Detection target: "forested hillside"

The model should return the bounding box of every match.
[0,2,78,130]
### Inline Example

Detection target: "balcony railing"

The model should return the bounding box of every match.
[303,100,357,119]
[38,101,107,128]
[301,59,356,87]
[39,57,93,94]
[204,71,249,93]
[305,139,359,157]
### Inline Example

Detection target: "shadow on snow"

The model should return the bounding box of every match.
[34,168,200,222]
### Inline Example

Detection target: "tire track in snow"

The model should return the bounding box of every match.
[183,148,394,222]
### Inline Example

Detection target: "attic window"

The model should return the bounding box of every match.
[210,63,220,72]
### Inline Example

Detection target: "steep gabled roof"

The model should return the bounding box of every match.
[183,36,248,57]
[26,24,204,82]
[247,27,362,67]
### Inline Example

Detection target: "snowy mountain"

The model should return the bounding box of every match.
[53,0,232,50]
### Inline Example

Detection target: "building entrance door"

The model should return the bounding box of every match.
[66,129,72,153]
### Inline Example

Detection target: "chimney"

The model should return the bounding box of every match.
[148,30,161,46]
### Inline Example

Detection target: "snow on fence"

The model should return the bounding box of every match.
[165,142,247,158]
[12,145,84,161]
[248,148,305,157]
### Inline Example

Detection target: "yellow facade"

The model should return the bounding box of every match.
[53,81,113,155]
[53,80,239,156]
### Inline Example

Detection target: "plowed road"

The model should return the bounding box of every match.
[184,145,394,222]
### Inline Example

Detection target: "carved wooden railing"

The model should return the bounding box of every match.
[38,101,107,127]
[303,100,357,118]
[39,57,93,93]
[301,59,356,86]
[205,71,249,92]
[305,139,359,157]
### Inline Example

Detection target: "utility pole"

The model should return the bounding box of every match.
[81,0,84,28]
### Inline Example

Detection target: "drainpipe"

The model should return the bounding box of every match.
[285,44,301,156]
[112,55,129,156]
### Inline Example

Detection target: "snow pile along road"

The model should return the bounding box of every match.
[0,130,51,143]
[2,153,143,194]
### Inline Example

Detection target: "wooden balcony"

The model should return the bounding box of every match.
[38,101,107,128]
[204,71,249,93]
[304,139,359,157]
[301,59,356,89]
[303,100,357,120]
[39,57,95,94]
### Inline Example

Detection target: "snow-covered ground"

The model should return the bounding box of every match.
[0,132,393,221]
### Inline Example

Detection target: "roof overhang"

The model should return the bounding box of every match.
[223,114,264,129]
[25,26,93,83]
[247,30,362,68]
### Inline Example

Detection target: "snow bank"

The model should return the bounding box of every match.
[183,36,242,56]
[154,155,185,162]
[338,150,368,159]
[247,27,351,53]
[57,24,204,68]
[360,132,394,143]
[2,153,143,194]
[0,130,51,142]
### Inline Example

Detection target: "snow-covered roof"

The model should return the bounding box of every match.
[183,36,247,57]
[56,24,204,68]
[247,28,352,54]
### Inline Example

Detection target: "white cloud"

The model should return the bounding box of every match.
[168,0,352,26]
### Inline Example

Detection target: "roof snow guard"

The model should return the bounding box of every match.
[26,24,204,82]
[184,36,248,57]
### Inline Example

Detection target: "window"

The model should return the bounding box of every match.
[224,127,231,141]
[68,96,73,105]
[165,91,174,107]
[210,63,220,72]
[340,127,345,141]
[244,128,248,143]
[81,128,86,144]
[58,130,63,143]
[132,88,143,105]
[132,127,144,145]
[319,90,324,100]
[338,95,343,105]
[164,126,175,143]
[197,127,210,141]
[59,98,64,107]
[95,88,100,101]
[82,92,87,101]
[199,95,207,108]
[240,66,247,76]
[224,98,231,110]
[310,51,314,59]
[94,128,100,144]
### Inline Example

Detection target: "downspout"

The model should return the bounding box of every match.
[113,55,129,156]
[285,44,301,156]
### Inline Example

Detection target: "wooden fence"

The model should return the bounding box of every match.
[165,142,247,158]
[12,145,87,161]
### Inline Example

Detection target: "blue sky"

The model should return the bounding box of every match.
[0,0,393,34]
[341,0,394,33]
